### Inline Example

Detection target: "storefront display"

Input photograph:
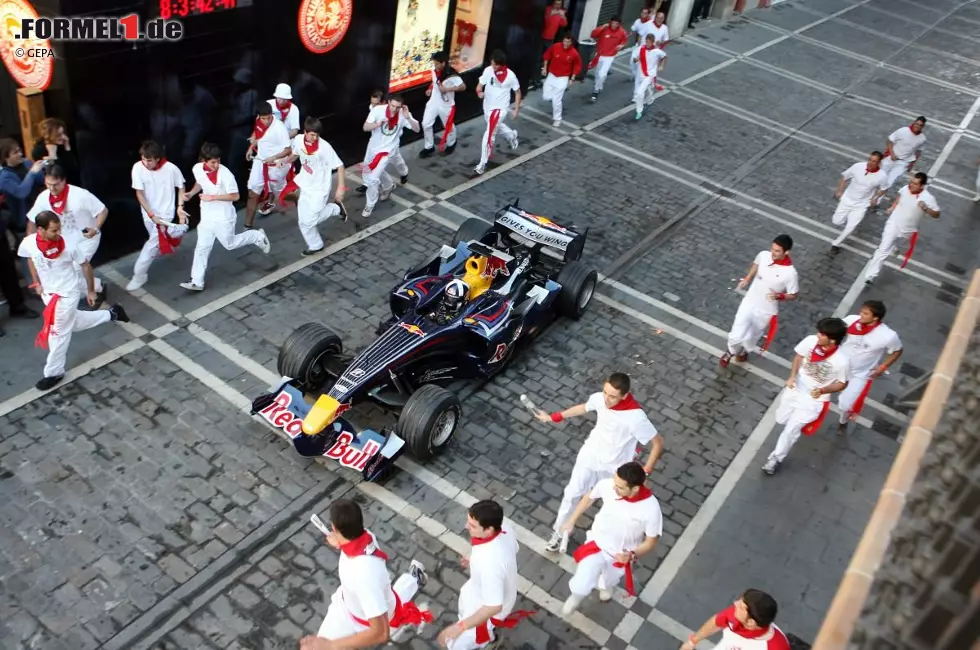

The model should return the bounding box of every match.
[388,0,451,92]
[448,0,492,74]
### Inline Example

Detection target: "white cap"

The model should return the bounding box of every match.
[273,83,292,100]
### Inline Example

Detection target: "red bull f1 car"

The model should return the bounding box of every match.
[250,202,598,480]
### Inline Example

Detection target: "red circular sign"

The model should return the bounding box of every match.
[0,0,53,90]
[298,0,352,55]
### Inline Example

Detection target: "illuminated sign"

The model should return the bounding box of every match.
[389,0,450,92]
[298,0,352,55]
[158,0,238,19]
[0,0,53,91]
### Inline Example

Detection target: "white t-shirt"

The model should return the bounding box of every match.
[28,185,106,234]
[888,185,939,235]
[337,532,396,622]
[793,335,850,401]
[840,162,888,206]
[841,316,902,379]
[588,478,663,555]
[631,18,657,41]
[366,105,413,155]
[18,235,86,296]
[268,98,301,134]
[743,251,800,316]
[192,163,239,222]
[291,135,343,195]
[478,66,521,112]
[131,161,185,221]
[580,393,658,471]
[466,521,518,619]
[254,119,291,161]
[429,68,464,107]
[651,23,669,43]
[888,126,926,163]
[634,46,666,78]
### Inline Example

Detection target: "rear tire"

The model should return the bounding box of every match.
[396,384,462,460]
[277,323,343,392]
[555,262,598,320]
[452,217,496,247]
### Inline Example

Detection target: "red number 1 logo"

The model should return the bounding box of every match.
[119,14,139,40]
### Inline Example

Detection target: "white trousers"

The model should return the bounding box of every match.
[554,451,615,531]
[568,545,626,597]
[66,230,104,294]
[246,159,288,195]
[542,73,570,121]
[880,157,910,191]
[479,108,517,167]
[297,190,340,251]
[593,55,615,93]
[836,376,872,423]
[633,75,656,114]
[190,216,265,286]
[769,388,825,462]
[831,201,869,246]
[316,573,419,640]
[132,216,189,284]
[866,219,912,282]
[727,300,771,355]
[363,149,408,210]
[41,292,111,378]
[445,579,498,650]
[422,101,457,150]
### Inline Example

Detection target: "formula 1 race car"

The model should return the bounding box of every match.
[250,202,598,480]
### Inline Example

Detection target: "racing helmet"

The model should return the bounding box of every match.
[444,279,470,313]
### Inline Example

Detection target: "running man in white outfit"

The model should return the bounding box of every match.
[836,300,902,433]
[877,117,926,207]
[20,212,129,391]
[27,164,109,307]
[436,500,533,649]
[474,49,521,176]
[560,462,662,615]
[535,372,663,553]
[300,499,432,650]
[632,34,666,120]
[244,102,291,228]
[629,7,657,78]
[420,52,466,158]
[272,117,347,255]
[588,16,628,103]
[541,32,582,128]
[865,172,940,285]
[650,12,669,91]
[127,141,188,291]
[362,94,419,218]
[720,234,799,367]
[681,590,791,650]
[179,143,270,291]
[763,318,850,475]
[828,151,889,254]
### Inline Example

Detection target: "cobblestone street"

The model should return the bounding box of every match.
[3,0,980,648]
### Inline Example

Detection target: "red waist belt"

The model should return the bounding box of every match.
[475,609,536,644]
[348,590,434,629]
[573,540,636,596]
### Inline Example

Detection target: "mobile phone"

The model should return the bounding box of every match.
[310,513,330,535]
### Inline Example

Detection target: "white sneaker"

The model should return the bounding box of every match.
[473,164,486,176]
[379,186,393,201]
[179,281,204,292]
[409,559,428,588]
[552,119,561,128]
[544,530,562,552]
[362,205,374,218]
[256,229,271,254]
[598,588,613,602]
[125,276,146,291]
[510,132,519,150]
[561,594,584,616]
[762,457,780,475]
[973,194,980,202]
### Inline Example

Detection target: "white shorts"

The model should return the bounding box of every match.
[247,160,288,195]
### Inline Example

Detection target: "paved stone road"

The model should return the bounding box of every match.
[3,0,980,648]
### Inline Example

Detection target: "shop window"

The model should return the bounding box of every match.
[448,0,492,74]
[388,0,452,92]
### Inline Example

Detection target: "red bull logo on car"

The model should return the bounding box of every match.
[398,323,426,337]
[484,256,510,278]
[520,210,571,234]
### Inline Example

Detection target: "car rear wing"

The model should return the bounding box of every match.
[494,203,586,262]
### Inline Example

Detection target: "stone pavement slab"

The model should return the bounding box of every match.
[749,37,876,90]
[802,0,862,15]
[853,68,979,125]
[938,138,980,194]
[938,14,980,39]
[836,4,927,37]
[916,27,980,64]
[656,43,732,87]
[749,2,826,31]
[688,17,782,54]
[901,47,980,93]
[801,20,906,61]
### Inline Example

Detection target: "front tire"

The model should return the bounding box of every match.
[277,323,343,392]
[555,262,598,320]
[396,384,462,460]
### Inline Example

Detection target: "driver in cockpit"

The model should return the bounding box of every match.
[434,278,470,323]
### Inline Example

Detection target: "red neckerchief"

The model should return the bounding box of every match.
[619,485,653,503]
[493,65,509,84]
[908,185,923,197]
[275,99,292,121]
[304,136,320,155]
[865,165,879,175]
[384,106,400,130]
[204,165,219,186]
[36,233,65,259]
[640,16,652,22]
[638,47,653,77]
[339,531,388,559]
[610,393,642,411]
[810,343,838,363]
[770,254,792,267]
[847,319,881,336]
[143,158,169,171]
[471,530,505,546]
[48,185,69,215]
[716,606,770,640]
[252,117,270,141]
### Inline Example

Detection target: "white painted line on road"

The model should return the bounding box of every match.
[649,608,706,646]
[148,339,254,412]
[640,399,779,608]
[101,267,185,322]
[929,95,980,178]
[185,208,417,323]
[834,259,873,319]
[187,324,276,383]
